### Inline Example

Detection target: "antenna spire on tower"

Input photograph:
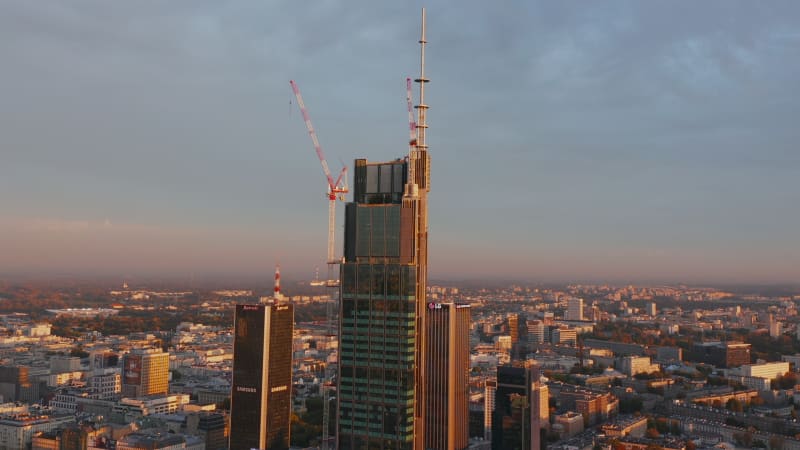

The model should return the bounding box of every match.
[273,264,282,300]
[414,7,430,192]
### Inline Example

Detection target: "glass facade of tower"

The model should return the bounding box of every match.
[230,303,293,450]
[425,303,470,450]
[338,159,419,450]
[492,366,533,450]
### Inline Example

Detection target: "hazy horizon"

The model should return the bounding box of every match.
[2,1,799,284]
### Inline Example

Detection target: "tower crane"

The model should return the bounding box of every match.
[289,79,345,450]
[290,80,348,274]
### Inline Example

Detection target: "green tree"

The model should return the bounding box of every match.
[769,436,785,450]
[726,398,744,413]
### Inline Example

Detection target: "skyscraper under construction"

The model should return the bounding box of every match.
[337,10,431,450]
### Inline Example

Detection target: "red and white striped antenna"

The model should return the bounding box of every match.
[273,264,282,300]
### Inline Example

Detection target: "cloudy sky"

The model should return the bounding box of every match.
[1,1,798,284]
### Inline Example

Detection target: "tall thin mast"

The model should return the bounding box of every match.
[413,8,430,450]
[416,9,428,159]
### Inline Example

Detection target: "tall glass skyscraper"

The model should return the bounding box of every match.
[229,303,294,450]
[338,10,431,449]
[425,302,470,450]
[338,159,421,450]
[492,366,536,450]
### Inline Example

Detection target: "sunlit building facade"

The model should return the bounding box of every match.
[425,302,470,450]
[121,349,169,398]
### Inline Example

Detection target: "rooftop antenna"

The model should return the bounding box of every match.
[404,7,430,199]
[273,264,282,300]
[415,7,430,192]
[416,8,428,154]
[406,77,417,151]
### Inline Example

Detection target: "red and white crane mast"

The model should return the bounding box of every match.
[290,80,345,450]
[289,80,348,274]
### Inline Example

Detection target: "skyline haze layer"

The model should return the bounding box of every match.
[1,1,799,284]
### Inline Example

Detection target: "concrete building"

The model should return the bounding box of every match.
[49,356,82,373]
[565,298,584,321]
[554,412,584,438]
[770,321,783,338]
[494,335,512,352]
[688,342,751,368]
[526,321,545,345]
[559,387,618,426]
[530,382,549,450]
[0,414,75,450]
[655,347,682,363]
[728,375,771,391]
[551,327,577,346]
[113,394,191,422]
[619,356,660,377]
[121,349,169,398]
[484,380,496,442]
[508,314,520,346]
[583,339,646,356]
[601,416,648,438]
[87,369,121,400]
[116,432,186,450]
[737,362,790,380]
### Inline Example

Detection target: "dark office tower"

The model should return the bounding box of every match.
[229,303,293,450]
[492,366,533,450]
[338,9,431,450]
[425,303,470,450]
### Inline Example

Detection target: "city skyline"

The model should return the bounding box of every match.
[2,1,799,284]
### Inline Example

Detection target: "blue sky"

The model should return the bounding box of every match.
[1,1,798,283]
